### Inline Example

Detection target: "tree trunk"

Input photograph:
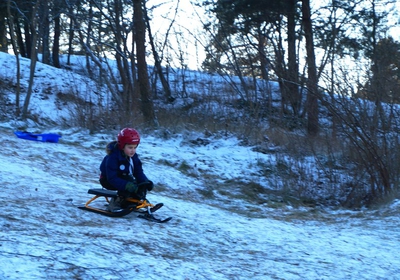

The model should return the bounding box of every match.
[15,17,26,57]
[302,0,319,136]
[85,3,93,77]
[22,0,40,118]
[52,15,61,68]
[39,0,50,64]
[0,12,7,52]
[67,5,74,65]
[287,0,300,116]
[24,18,32,58]
[7,0,21,116]
[144,7,174,102]
[133,0,155,126]
[257,29,272,112]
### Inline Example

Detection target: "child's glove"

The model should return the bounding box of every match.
[146,180,154,191]
[125,182,138,193]
[136,183,148,199]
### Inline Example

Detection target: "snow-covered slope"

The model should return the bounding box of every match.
[0,125,399,279]
[0,52,399,279]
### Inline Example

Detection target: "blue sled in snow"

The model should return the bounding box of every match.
[14,131,61,143]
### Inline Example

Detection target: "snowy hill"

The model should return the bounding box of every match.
[0,52,400,279]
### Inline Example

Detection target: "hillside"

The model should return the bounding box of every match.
[0,52,400,279]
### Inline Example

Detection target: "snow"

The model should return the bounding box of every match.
[1,52,400,279]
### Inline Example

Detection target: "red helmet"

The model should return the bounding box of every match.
[117,128,140,149]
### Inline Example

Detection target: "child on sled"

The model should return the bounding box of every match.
[99,128,154,212]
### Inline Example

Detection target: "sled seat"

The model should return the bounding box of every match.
[85,188,153,210]
[79,188,169,220]
[87,188,118,197]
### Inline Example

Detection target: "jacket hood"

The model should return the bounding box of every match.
[106,141,119,155]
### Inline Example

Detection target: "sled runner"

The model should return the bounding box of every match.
[78,188,172,223]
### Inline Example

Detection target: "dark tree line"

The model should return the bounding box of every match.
[202,0,399,133]
[201,0,400,203]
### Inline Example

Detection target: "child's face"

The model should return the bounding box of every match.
[123,144,138,157]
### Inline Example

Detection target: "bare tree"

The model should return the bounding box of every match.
[134,0,155,126]
[0,3,8,52]
[7,0,21,116]
[301,0,319,136]
[22,0,41,118]
[38,0,50,64]
[144,5,173,102]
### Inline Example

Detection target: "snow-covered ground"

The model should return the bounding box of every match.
[1,125,400,279]
[0,52,400,279]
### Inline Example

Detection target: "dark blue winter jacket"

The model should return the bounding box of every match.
[99,141,148,191]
